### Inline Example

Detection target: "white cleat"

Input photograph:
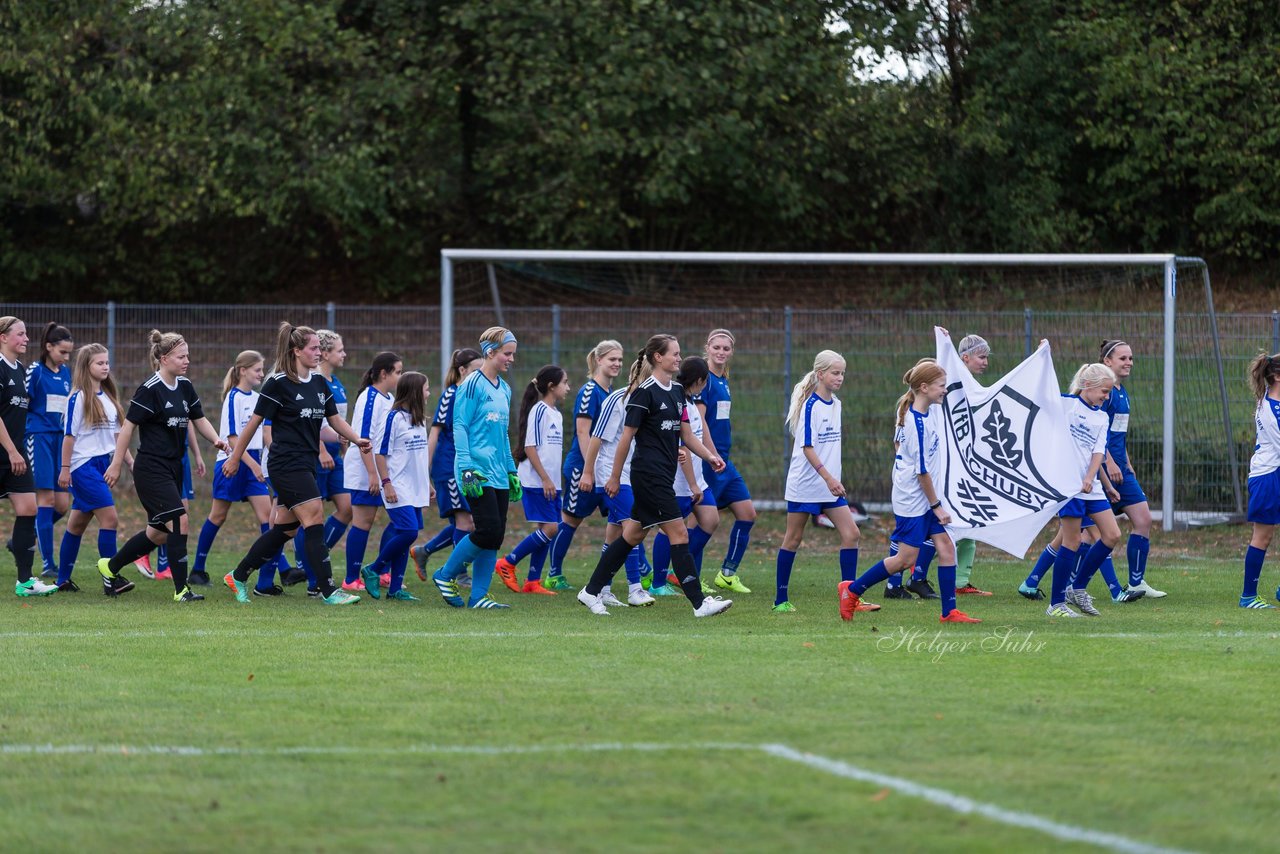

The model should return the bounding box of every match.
[693,595,733,618]
[1064,587,1101,616]
[1046,602,1083,618]
[628,589,656,607]
[576,588,610,616]
[1128,580,1166,598]
[599,588,628,608]
[28,578,59,595]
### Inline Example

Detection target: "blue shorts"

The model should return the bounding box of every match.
[434,476,471,518]
[603,486,634,525]
[562,469,606,519]
[676,491,716,518]
[70,454,114,512]
[891,512,947,549]
[1248,470,1280,525]
[705,457,751,508]
[316,458,348,500]
[181,454,194,501]
[351,489,384,508]
[1059,498,1112,519]
[787,497,848,515]
[27,432,67,492]
[1111,470,1148,510]
[213,450,269,502]
[522,489,561,524]
[386,504,425,533]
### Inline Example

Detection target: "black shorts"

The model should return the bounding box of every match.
[628,471,683,530]
[133,453,186,528]
[269,463,323,511]
[0,463,35,499]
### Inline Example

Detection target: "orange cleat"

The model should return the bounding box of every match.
[855,601,881,612]
[838,580,861,621]
[156,567,173,580]
[133,554,155,579]
[522,579,557,595]
[940,609,982,623]
[495,557,521,593]
[379,572,391,588]
[341,579,366,592]
[956,584,993,596]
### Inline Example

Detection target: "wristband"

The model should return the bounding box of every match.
[930,500,942,510]
[61,464,70,469]
[381,478,392,485]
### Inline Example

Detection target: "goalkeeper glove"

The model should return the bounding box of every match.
[460,469,486,499]
[507,472,522,501]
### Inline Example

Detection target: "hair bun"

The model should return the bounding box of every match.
[148,329,163,345]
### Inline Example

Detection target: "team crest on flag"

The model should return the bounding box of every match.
[934,328,1077,557]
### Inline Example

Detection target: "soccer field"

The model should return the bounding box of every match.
[1,527,1274,853]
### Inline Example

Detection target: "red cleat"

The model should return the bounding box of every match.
[379,572,391,588]
[521,579,557,595]
[838,580,861,621]
[133,554,155,579]
[156,567,173,580]
[940,609,982,623]
[494,558,521,593]
[855,601,881,612]
[956,584,992,596]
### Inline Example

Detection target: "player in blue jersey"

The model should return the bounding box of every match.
[26,322,74,577]
[1099,339,1164,599]
[1240,352,1280,608]
[545,339,624,590]
[430,326,520,609]
[412,348,483,584]
[697,329,756,594]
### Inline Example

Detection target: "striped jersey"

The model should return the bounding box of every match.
[674,394,708,498]
[563,379,611,479]
[343,386,393,490]
[786,392,842,503]
[892,405,942,516]
[216,387,262,461]
[591,389,632,485]
[379,409,431,508]
[1062,394,1109,500]
[1102,382,1133,469]
[1249,396,1280,478]
[517,400,564,489]
[25,362,71,434]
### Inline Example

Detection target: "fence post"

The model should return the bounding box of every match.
[551,304,561,365]
[106,301,116,360]
[1024,307,1033,358]
[1273,309,1279,354]
[783,306,793,488]
[326,301,336,332]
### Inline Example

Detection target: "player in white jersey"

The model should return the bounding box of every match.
[772,350,863,613]
[838,354,980,624]
[1240,352,1280,608]
[54,344,129,591]
[340,352,402,591]
[495,366,571,595]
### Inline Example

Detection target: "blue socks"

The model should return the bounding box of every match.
[1050,545,1077,606]
[624,544,642,585]
[422,524,456,555]
[722,520,753,574]
[1127,534,1150,587]
[468,549,499,605]
[839,548,859,583]
[98,528,116,559]
[1242,545,1266,599]
[1025,545,1056,588]
[548,521,577,577]
[912,542,936,582]
[775,548,796,605]
[1071,541,1114,591]
[36,505,56,570]
[1098,555,1123,598]
[193,519,219,572]
[652,533,671,577]
[440,534,483,581]
[886,543,902,589]
[345,526,370,584]
[56,531,80,585]
[323,515,348,549]
[688,526,713,572]
[851,560,891,595]
[527,536,550,582]
[506,530,552,566]
[938,564,957,616]
[374,527,418,591]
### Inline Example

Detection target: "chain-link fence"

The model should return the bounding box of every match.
[6,300,1275,526]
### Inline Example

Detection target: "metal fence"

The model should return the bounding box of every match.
[6,301,1275,527]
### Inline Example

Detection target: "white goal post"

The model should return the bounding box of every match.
[440,250,1226,532]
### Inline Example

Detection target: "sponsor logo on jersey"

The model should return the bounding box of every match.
[166,416,188,428]
[660,419,681,431]
[485,412,503,423]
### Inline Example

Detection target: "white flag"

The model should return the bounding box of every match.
[934,328,1077,558]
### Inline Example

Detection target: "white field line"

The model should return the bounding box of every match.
[0,740,1198,854]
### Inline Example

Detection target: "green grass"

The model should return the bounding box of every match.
[1,517,1276,853]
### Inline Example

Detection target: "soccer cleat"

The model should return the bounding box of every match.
[639,566,653,590]
[956,584,992,596]
[306,587,321,598]
[1018,583,1046,600]
[714,572,752,594]
[15,578,57,597]
[693,595,733,618]
[321,589,361,605]
[599,588,629,608]
[700,580,717,596]
[174,586,205,602]
[855,600,882,612]
[883,586,913,600]
[771,601,797,613]
[456,571,473,588]
[411,545,432,581]
[649,583,681,597]
[341,579,367,593]
[667,572,681,587]
[387,588,421,601]
[906,578,940,600]
[1129,580,1166,599]
[188,570,212,587]
[432,570,465,608]
[576,589,610,615]
[280,567,308,586]
[97,557,116,582]
[57,580,81,593]
[837,580,861,621]
[360,565,382,600]
[104,576,136,596]
[494,557,521,593]
[1046,602,1083,618]
[1113,587,1146,603]
[379,572,391,588]
[133,554,155,579]
[469,594,510,609]
[522,579,557,595]
[253,584,285,597]
[544,574,573,591]
[940,609,982,623]
[40,565,57,579]
[1064,588,1101,616]
[224,573,251,604]
[1239,595,1276,609]
[628,588,656,607]
[156,567,173,580]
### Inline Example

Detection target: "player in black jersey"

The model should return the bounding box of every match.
[577,334,733,618]
[220,323,372,605]
[0,317,56,596]
[100,330,228,601]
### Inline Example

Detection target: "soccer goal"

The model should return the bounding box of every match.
[439,250,1243,531]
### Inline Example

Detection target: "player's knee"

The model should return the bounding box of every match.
[275,520,301,536]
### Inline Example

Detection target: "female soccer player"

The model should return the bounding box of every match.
[952,334,994,597]
[340,352,402,590]
[362,371,432,601]
[773,350,867,613]
[495,365,571,595]
[412,348,483,583]
[99,330,228,602]
[0,318,57,596]
[430,326,520,610]
[1100,338,1164,599]
[576,334,732,618]
[55,344,128,591]
[837,355,980,624]
[697,329,756,595]
[546,339,625,590]
[1239,352,1280,608]
[191,351,278,593]
[310,329,352,555]
[220,323,370,605]
[27,322,74,577]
